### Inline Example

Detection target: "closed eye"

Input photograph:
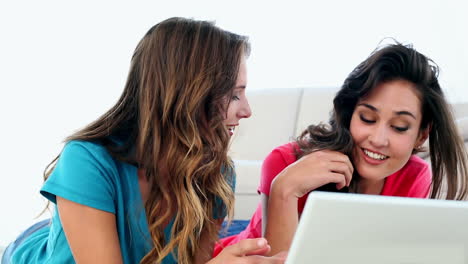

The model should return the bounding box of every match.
[392,126,409,132]
[232,95,240,101]
[360,114,375,124]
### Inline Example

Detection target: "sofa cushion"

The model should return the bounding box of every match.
[418,117,468,161]
[233,160,262,195]
[456,117,468,140]
[295,87,338,136]
[452,102,468,120]
[229,88,303,161]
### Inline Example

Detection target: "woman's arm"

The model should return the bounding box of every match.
[263,150,353,255]
[57,196,123,264]
[263,177,299,256]
[259,146,301,256]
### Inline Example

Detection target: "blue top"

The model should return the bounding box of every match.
[10,140,235,264]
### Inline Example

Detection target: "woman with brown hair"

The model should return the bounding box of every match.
[215,42,468,256]
[2,17,285,264]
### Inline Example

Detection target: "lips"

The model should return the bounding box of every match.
[362,148,388,160]
[358,148,388,165]
[226,125,237,136]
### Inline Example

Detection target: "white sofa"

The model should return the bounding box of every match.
[229,87,468,220]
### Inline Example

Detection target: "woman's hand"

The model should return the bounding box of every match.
[207,238,287,264]
[272,150,353,199]
[264,150,353,255]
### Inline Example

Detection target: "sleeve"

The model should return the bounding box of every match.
[40,141,118,213]
[258,144,294,196]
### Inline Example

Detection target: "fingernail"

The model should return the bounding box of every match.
[257,238,266,247]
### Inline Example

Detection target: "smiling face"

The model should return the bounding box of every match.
[350,79,429,184]
[223,57,252,136]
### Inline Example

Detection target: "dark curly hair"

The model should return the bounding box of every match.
[297,42,468,200]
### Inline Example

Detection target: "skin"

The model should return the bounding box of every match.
[57,57,284,264]
[57,197,123,263]
[262,79,429,255]
[350,80,428,193]
[223,56,252,134]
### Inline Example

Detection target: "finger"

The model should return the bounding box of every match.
[342,155,354,180]
[246,244,271,256]
[227,238,270,256]
[305,152,354,184]
[327,172,347,190]
[243,254,286,264]
[273,251,288,259]
[324,151,354,177]
[328,161,353,187]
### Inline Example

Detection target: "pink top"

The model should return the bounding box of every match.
[214,142,432,256]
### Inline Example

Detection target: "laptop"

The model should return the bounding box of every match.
[285,191,468,264]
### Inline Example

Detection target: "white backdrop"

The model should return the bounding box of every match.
[1,0,467,246]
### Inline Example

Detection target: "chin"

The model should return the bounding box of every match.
[356,167,387,182]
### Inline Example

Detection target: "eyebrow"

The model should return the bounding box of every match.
[357,103,417,120]
[235,85,246,89]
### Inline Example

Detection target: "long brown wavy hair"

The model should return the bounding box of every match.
[43,17,250,263]
[297,42,468,200]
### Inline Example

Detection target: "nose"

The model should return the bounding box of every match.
[368,124,389,148]
[238,99,252,119]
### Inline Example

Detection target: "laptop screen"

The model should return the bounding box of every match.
[286,191,468,264]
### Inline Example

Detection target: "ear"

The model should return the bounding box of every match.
[415,124,431,148]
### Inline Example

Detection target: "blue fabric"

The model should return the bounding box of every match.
[1,220,51,264]
[6,140,235,264]
[8,141,171,264]
[219,220,250,238]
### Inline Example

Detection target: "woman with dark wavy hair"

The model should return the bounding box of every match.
[2,17,286,264]
[215,42,468,256]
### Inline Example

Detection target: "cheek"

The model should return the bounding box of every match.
[391,135,418,157]
[349,116,365,143]
[224,103,236,121]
